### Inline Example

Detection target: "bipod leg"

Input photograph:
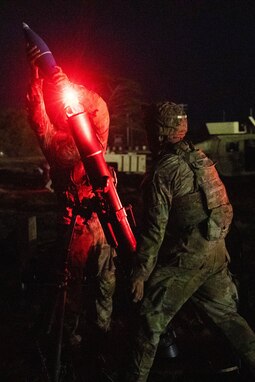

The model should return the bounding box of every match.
[53,268,68,382]
[53,214,77,382]
[47,290,59,336]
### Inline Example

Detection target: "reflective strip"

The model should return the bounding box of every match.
[35,51,52,60]
[86,150,102,158]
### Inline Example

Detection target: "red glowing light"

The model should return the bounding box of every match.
[62,86,79,108]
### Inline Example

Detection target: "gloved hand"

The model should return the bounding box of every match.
[131,278,144,303]
[27,45,41,65]
[26,45,42,81]
[27,43,69,86]
[50,66,70,87]
[26,63,43,109]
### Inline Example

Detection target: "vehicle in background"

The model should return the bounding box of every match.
[195,117,255,177]
[105,147,148,174]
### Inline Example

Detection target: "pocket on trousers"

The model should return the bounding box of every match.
[141,285,167,314]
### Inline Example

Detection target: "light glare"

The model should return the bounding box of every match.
[62,86,79,108]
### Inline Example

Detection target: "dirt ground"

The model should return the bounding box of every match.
[1,173,255,381]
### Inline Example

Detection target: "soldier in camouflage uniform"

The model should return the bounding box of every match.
[126,102,255,381]
[26,64,116,346]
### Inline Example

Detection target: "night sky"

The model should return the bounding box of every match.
[1,0,255,131]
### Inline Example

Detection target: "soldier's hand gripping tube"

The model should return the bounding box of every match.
[66,109,137,254]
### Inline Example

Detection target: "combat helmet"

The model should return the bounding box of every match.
[145,101,187,155]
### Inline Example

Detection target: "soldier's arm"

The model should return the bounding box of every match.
[132,172,172,283]
[74,85,110,153]
[26,75,56,159]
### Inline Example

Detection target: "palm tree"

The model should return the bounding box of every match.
[106,77,148,149]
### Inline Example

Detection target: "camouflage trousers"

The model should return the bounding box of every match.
[127,228,255,382]
[58,213,116,334]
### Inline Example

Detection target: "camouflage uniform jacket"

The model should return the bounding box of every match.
[27,76,110,225]
[133,140,232,282]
